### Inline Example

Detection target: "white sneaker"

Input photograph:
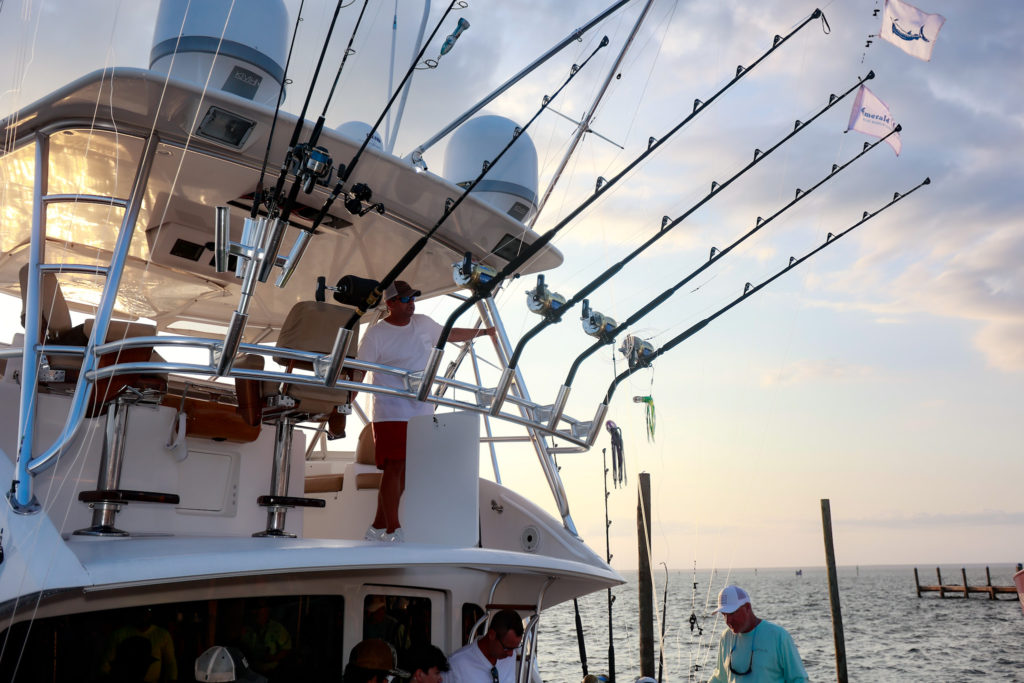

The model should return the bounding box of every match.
[364,526,386,541]
[383,527,405,543]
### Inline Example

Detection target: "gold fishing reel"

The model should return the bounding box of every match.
[619,334,655,369]
[452,252,497,292]
[526,274,566,319]
[580,299,617,340]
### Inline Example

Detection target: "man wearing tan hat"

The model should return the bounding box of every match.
[707,585,807,683]
[343,638,409,683]
[356,280,495,542]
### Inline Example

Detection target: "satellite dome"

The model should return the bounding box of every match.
[443,115,539,223]
[336,121,384,151]
[150,0,289,105]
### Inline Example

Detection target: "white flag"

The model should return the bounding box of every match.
[847,85,902,156]
[880,0,946,61]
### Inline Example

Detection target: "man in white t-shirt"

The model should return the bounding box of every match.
[356,280,494,541]
[446,609,523,683]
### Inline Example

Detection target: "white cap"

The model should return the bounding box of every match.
[195,646,267,683]
[635,677,658,683]
[712,585,751,614]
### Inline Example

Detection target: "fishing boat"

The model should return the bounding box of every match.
[0,1,925,681]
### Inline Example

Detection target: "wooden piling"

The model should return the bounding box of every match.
[637,472,655,679]
[820,499,848,683]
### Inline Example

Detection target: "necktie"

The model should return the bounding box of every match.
[490,665,499,683]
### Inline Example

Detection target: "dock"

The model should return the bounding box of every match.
[914,566,1019,599]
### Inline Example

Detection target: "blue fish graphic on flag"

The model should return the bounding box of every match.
[880,0,946,61]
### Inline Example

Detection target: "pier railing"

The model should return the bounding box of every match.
[913,566,1018,600]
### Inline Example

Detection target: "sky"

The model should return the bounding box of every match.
[0,0,1021,572]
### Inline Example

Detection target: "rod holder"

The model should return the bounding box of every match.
[488,367,515,416]
[214,206,230,272]
[275,229,314,288]
[216,311,248,376]
[416,347,444,401]
[585,402,610,447]
[321,327,353,388]
[236,217,257,277]
[258,217,287,282]
[547,384,571,430]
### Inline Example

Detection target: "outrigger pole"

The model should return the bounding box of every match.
[545,126,901,428]
[600,177,931,407]
[420,9,826,402]
[489,70,874,415]
[315,38,610,385]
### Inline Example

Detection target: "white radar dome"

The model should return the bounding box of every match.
[336,121,383,151]
[150,0,289,105]
[443,115,538,223]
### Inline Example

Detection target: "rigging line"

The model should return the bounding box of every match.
[531,0,655,228]
[254,0,306,217]
[602,176,932,405]
[563,125,899,387]
[339,37,610,331]
[508,71,873,374]
[300,0,459,234]
[432,9,826,347]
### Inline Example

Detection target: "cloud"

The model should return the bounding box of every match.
[841,510,1024,529]
[760,359,877,387]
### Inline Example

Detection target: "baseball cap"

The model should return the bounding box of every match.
[195,645,267,683]
[385,280,421,301]
[712,585,751,614]
[349,638,410,678]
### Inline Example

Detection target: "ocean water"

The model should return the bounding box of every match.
[537,565,1023,682]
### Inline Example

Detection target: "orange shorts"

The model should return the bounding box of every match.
[371,421,407,468]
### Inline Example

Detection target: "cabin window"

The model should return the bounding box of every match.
[0,594,344,683]
[362,593,432,658]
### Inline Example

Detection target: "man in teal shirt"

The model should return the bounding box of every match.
[707,585,807,683]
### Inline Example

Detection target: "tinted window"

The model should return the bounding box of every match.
[0,595,343,683]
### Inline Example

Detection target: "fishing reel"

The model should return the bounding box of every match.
[580,299,617,341]
[343,182,384,217]
[291,143,334,193]
[317,274,381,308]
[526,274,566,320]
[619,334,655,370]
[452,252,497,293]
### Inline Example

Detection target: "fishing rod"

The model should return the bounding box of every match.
[306,1,462,225]
[268,1,464,288]
[252,0,306,219]
[313,38,609,387]
[488,70,874,415]
[602,446,617,682]
[265,0,346,219]
[658,562,669,683]
[419,8,827,402]
[267,1,464,288]
[600,176,931,407]
[546,126,900,428]
[259,0,378,281]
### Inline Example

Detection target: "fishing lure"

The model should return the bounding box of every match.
[633,395,656,442]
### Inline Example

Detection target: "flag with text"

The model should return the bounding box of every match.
[847,85,902,156]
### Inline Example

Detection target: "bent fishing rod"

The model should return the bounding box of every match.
[545,126,901,427]
[311,38,608,387]
[600,176,931,407]
[420,9,828,401]
[485,70,874,414]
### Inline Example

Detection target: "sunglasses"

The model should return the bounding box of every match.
[390,294,415,303]
[728,630,755,676]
